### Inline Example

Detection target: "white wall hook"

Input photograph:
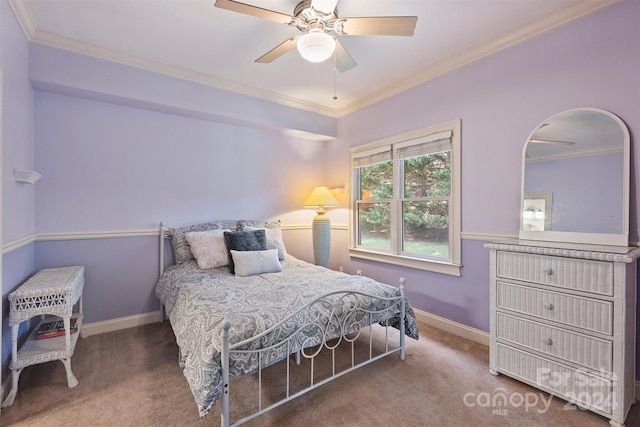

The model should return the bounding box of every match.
[13,169,42,184]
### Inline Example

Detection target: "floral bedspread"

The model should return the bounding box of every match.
[155,256,419,417]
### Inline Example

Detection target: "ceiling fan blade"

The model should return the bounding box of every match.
[529,139,575,145]
[255,36,300,63]
[214,0,293,24]
[339,16,418,36]
[333,39,356,73]
[311,0,339,15]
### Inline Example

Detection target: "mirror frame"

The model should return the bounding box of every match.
[519,108,630,246]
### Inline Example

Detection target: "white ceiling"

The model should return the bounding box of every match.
[11,0,616,117]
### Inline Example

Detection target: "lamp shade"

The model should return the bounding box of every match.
[296,29,336,63]
[304,186,339,208]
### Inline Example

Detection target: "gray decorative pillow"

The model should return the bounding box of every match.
[169,221,238,264]
[230,249,282,277]
[243,226,287,260]
[238,219,287,260]
[223,229,267,274]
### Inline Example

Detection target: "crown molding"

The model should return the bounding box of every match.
[28,30,341,118]
[9,0,617,119]
[8,0,36,38]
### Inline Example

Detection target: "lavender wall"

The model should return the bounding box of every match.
[34,92,328,233]
[35,238,159,323]
[28,89,329,335]
[327,0,639,371]
[1,0,37,384]
[1,0,35,243]
[28,44,337,141]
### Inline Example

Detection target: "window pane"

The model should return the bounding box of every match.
[358,161,393,200]
[402,201,449,258]
[404,152,450,198]
[358,202,391,250]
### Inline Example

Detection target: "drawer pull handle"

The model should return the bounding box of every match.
[543,302,554,310]
[543,337,553,346]
[543,268,553,276]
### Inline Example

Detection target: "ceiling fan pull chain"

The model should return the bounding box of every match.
[333,47,338,100]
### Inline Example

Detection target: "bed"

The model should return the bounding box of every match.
[155,220,419,426]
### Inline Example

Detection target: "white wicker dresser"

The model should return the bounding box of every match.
[1,266,84,408]
[485,240,639,427]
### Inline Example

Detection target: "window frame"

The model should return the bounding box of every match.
[349,119,462,276]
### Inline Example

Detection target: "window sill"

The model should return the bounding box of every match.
[348,248,462,276]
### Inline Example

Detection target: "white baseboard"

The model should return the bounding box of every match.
[81,311,162,337]
[413,308,489,347]
[82,309,490,347]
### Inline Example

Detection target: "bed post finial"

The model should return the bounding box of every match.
[399,277,406,290]
[159,222,166,279]
[159,222,167,322]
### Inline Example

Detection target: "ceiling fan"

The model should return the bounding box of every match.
[214,0,418,72]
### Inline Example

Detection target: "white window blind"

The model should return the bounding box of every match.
[352,146,392,168]
[396,130,453,159]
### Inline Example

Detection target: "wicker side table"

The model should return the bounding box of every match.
[1,266,85,407]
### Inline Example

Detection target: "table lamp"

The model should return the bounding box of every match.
[304,186,340,267]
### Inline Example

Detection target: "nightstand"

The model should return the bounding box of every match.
[2,266,85,407]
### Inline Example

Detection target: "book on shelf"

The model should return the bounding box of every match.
[36,316,79,340]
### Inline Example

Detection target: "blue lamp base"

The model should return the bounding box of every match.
[312,212,331,268]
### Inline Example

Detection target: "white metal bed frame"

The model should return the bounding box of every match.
[158,223,407,427]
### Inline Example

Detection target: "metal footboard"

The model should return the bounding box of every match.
[158,222,408,426]
[220,279,407,427]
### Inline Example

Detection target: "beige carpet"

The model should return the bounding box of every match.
[2,321,639,426]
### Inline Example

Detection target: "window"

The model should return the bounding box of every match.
[350,120,461,276]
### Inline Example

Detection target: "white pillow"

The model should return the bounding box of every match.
[243,226,287,260]
[230,249,282,277]
[185,229,231,269]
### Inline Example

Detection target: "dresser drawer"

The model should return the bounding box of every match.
[496,252,613,296]
[496,312,612,372]
[496,343,613,414]
[496,282,612,335]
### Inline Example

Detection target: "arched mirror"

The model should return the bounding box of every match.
[519,108,630,246]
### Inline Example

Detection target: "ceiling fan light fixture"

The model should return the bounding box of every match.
[297,29,336,63]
